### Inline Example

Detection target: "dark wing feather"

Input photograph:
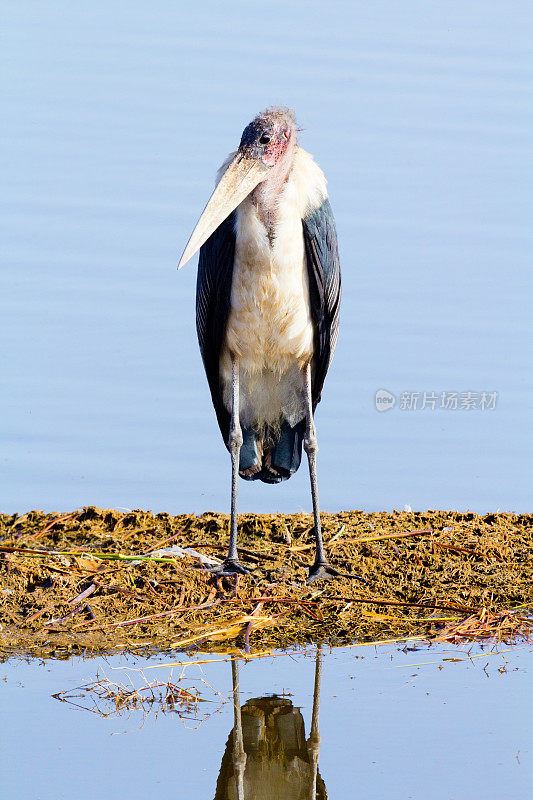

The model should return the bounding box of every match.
[196,210,236,445]
[303,198,341,409]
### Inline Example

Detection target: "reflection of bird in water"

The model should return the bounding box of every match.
[213,648,326,800]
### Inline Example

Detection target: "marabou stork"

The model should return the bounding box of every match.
[179,107,359,584]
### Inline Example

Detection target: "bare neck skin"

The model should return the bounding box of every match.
[252,136,296,243]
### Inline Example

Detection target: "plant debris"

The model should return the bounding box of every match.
[52,668,222,723]
[0,508,531,659]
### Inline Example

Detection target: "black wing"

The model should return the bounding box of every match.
[303,198,341,409]
[196,211,237,445]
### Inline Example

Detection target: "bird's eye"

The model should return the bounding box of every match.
[259,134,270,145]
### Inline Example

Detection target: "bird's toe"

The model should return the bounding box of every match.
[208,558,251,577]
[306,562,367,585]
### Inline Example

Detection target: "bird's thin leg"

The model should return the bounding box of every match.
[225,355,250,574]
[304,363,366,585]
[228,355,243,561]
[231,658,246,800]
[306,645,323,800]
[207,355,250,577]
[303,362,329,580]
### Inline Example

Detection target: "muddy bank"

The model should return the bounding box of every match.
[0,508,531,659]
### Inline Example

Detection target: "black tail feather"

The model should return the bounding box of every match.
[239,419,305,484]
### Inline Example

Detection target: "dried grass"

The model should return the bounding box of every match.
[0,507,531,658]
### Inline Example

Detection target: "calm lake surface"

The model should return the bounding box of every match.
[2,4,532,798]
[2,643,531,800]
[2,1,532,516]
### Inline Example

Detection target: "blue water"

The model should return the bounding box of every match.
[1,643,531,800]
[2,1,532,516]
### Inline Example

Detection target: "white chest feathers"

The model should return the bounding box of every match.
[225,200,312,376]
[223,147,327,376]
[220,147,328,428]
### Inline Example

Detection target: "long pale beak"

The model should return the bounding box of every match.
[178,154,268,269]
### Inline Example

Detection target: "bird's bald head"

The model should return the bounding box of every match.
[238,107,297,168]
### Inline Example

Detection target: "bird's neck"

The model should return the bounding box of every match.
[252,143,296,243]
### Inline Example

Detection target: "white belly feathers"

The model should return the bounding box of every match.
[220,147,328,430]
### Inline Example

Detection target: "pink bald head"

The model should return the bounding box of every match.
[238,107,297,169]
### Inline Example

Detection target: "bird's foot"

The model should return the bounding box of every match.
[306,561,367,585]
[206,558,251,577]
